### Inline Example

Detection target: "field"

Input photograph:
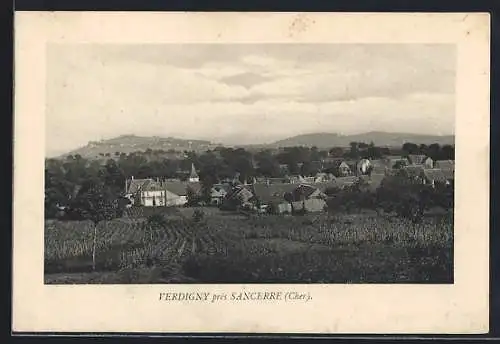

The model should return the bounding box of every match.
[44,207,453,284]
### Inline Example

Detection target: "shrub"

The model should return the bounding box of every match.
[192,209,205,222]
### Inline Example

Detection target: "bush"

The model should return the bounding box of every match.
[146,213,167,228]
[192,209,205,222]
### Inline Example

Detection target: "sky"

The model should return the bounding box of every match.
[45,44,456,157]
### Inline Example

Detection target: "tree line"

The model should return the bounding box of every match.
[45,142,454,218]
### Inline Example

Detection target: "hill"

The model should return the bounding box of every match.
[269,131,455,148]
[60,135,221,159]
[56,132,455,159]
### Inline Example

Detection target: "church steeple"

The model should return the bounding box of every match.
[189,163,199,182]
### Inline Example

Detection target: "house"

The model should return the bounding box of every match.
[323,158,351,177]
[313,172,334,183]
[422,168,450,187]
[210,183,231,205]
[291,184,327,201]
[125,177,174,207]
[163,180,191,206]
[222,184,255,209]
[408,154,434,168]
[291,198,327,213]
[434,159,455,171]
[286,175,303,184]
[252,183,297,214]
[432,160,455,183]
[385,156,409,169]
[356,158,371,175]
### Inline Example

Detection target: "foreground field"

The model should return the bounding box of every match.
[44,208,453,284]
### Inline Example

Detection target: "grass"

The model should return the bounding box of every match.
[44,207,453,284]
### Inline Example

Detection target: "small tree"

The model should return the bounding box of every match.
[71,181,122,271]
[192,209,205,222]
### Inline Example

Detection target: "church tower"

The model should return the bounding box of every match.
[189,163,199,183]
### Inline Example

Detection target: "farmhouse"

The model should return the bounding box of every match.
[323,158,352,177]
[422,168,450,187]
[222,184,255,209]
[356,158,371,175]
[291,183,327,201]
[210,183,231,205]
[291,198,327,213]
[125,177,169,207]
[252,183,297,214]
[434,159,455,171]
[163,181,191,206]
[385,156,409,169]
[407,154,434,168]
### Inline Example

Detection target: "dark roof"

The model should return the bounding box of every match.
[142,180,164,191]
[187,182,202,194]
[127,178,154,194]
[434,160,455,171]
[423,168,448,183]
[164,181,188,196]
[252,183,298,203]
[292,184,321,200]
[226,184,254,200]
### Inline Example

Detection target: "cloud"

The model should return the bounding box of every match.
[45,44,456,155]
[219,72,273,89]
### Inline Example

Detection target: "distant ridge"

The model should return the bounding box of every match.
[58,135,221,159]
[269,131,455,148]
[53,132,455,159]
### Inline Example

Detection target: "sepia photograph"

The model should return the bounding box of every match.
[14,12,489,334]
[44,43,456,284]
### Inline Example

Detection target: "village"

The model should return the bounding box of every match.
[123,154,455,215]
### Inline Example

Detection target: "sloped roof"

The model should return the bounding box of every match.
[212,183,231,193]
[252,183,298,203]
[435,160,455,171]
[441,168,455,181]
[164,181,188,196]
[187,182,202,194]
[127,178,154,194]
[408,154,428,165]
[402,165,425,178]
[423,168,448,184]
[292,184,317,199]
[142,180,164,191]
[226,184,254,200]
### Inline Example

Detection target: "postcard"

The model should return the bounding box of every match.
[13,12,490,334]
